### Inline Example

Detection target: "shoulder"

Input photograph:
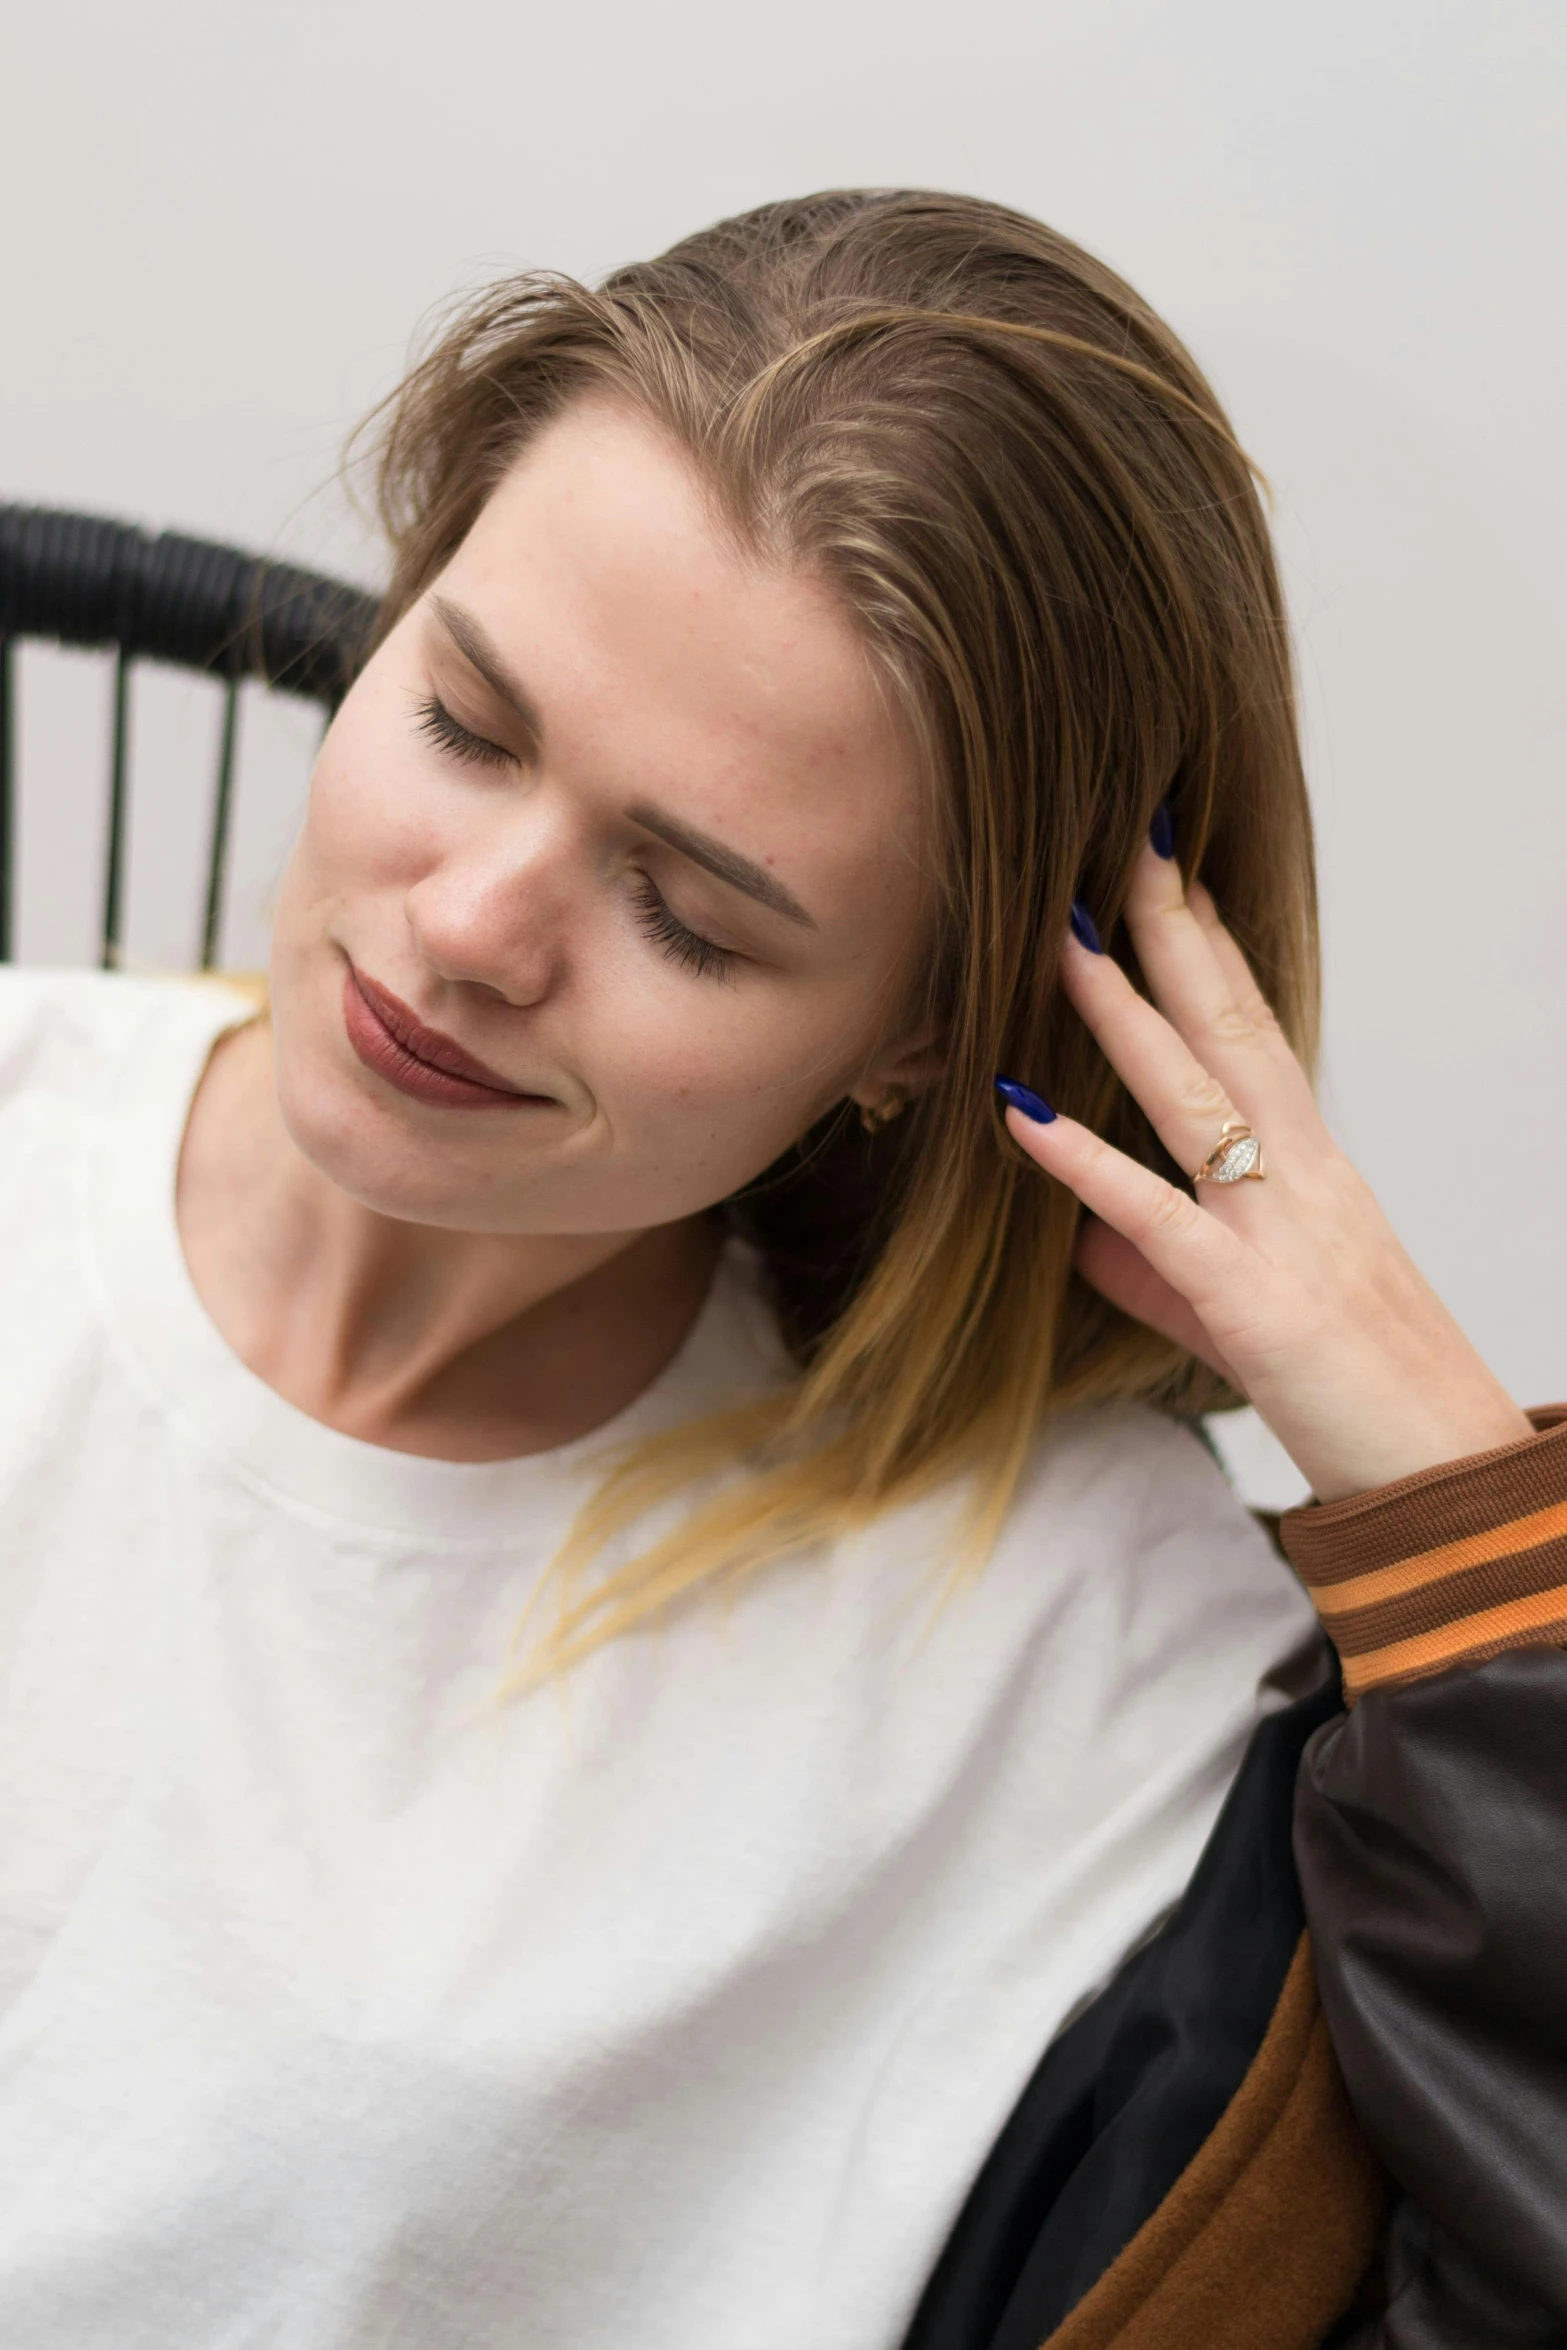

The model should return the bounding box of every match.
[0,968,254,1111]
[985,1401,1319,1685]
[1002,1399,1283,1561]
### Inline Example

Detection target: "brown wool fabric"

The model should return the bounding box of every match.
[1279,1409,1567,1702]
[1040,1937,1386,2350]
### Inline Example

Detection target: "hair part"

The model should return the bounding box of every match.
[352,189,1319,1681]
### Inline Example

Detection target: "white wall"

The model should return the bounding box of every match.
[5,0,1563,1497]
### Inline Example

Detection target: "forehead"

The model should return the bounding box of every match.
[443,401,926,916]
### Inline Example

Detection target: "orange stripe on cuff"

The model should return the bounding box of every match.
[1340,1583,1567,1699]
[1304,1497,1567,1614]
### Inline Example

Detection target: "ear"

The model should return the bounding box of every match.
[847,1023,948,1120]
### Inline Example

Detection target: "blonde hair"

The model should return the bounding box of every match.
[357,190,1318,1677]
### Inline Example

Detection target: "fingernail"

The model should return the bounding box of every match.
[1069,899,1103,954]
[1149,799,1176,860]
[995,1075,1057,1123]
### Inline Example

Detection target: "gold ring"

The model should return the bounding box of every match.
[1194,1120,1265,1184]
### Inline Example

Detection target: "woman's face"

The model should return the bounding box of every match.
[269,397,936,1236]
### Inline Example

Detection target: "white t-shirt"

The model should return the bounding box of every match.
[0,970,1319,2350]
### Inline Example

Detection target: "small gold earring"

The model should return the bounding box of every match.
[858,1090,905,1135]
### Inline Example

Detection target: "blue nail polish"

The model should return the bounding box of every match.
[1069,898,1103,954]
[995,1075,1056,1123]
[1149,799,1176,860]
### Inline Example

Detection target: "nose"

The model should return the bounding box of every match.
[404,794,576,1009]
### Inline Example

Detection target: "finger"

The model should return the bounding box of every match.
[1121,848,1318,1134]
[1185,880,1315,1060]
[1003,1101,1247,1304]
[1060,934,1260,1189]
[1074,1217,1240,1384]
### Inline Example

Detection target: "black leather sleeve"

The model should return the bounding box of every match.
[1295,1648,1567,2347]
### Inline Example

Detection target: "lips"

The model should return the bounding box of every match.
[342,964,550,1112]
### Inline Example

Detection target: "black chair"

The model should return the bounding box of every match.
[0,506,378,969]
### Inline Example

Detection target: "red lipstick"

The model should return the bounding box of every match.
[342,965,548,1111]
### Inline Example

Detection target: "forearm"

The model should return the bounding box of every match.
[1281,1412,1567,2340]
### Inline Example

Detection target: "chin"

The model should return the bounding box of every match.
[269,1039,483,1227]
[271,1035,599,1237]
[276,1057,422,1215]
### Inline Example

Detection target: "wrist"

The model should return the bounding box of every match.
[1280,1407,1567,1703]
[1309,1401,1537,1505]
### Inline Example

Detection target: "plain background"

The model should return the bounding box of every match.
[4,0,1562,1503]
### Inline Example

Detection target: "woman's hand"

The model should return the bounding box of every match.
[998,839,1532,1503]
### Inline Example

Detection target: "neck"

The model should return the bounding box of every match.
[176,1017,722,1461]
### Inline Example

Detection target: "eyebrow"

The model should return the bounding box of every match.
[625,802,816,929]
[429,596,544,749]
[429,594,816,931]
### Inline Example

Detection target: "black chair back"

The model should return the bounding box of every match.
[0,506,377,968]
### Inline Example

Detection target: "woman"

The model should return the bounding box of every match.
[0,190,1560,2348]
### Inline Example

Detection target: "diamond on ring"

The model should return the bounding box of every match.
[1194,1121,1265,1185]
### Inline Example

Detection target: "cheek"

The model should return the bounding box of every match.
[566,913,923,1215]
[581,967,872,1197]
[270,701,435,1055]
[298,720,434,899]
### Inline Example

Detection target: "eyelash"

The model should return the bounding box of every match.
[414,693,513,769]
[412,693,736,983]
[627,875,736,982]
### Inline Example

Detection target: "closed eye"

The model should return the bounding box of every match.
[414,689,735,980]
[414,693,514,769]
[628,875,737,982]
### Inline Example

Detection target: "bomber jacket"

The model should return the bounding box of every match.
[899,1406,1567,2350]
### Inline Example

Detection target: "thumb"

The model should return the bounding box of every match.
[1074,1216,1240,1387]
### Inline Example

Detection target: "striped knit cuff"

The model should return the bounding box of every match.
[1279,1407,1567,1703]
